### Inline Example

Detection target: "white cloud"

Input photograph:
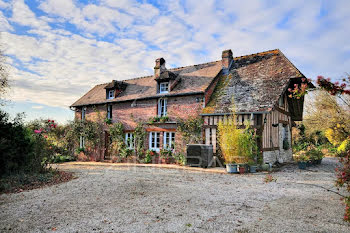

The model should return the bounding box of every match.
[1,0,350,112]
[0,11,12,31]
[10,0,50,29]
[0,0,10,9]
[32,105,44,109]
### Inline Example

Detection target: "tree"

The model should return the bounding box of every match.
[0,48,9,103]
[291,74,350,222]
[304,90,350,146]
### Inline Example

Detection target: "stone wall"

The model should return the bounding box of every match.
[262,122,293,164]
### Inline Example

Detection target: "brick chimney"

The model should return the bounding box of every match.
[154,57,166,78]
[222,49,233,69]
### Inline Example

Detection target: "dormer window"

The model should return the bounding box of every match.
[108,90,115,99]
[159,82,169,94]
[105,80,127,99]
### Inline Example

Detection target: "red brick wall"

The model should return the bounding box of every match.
[74,94,205,158]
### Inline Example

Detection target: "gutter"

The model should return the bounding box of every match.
[201,111,270,116]
[70,91,205,108]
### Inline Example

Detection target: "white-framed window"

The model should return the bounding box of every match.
[149,132,160,152]
[125,133,134,149]
[164,132,175,150]
[82,107,86,120]
[108,90,115,99]
[79,136,85,148]
[158,98,167,117]
[159,82,169,93]
[107,105,112,120]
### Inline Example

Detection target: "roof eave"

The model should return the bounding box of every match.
[70,91,205,108]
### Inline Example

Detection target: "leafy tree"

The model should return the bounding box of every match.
[291,74,350,222]
[0,110,53,177]
[303,90,350,146]
[0,48,9,104]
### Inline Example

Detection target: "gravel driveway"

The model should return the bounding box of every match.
[1,158,349,233]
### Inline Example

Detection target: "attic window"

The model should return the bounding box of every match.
[108,90,115,99]
[159,82,169,94]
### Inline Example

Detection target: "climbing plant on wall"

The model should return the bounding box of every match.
[177,116,203,144]
[134,122,146,158]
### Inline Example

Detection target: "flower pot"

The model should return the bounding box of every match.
[239,166,246,174]
[316,159,322,165]
[306,160,312,167]
[298,161,307,170]
[226,164,238,173]
[249,165,258,173]
[261,164,270,171]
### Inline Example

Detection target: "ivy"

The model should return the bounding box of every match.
[134,122,146,158]
[177,116,203,144]
[108,122,125,156]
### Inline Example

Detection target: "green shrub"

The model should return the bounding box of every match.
[142,150,153,163]
[0,111,53,177]
[120,147,132,158]
[338,139,350,157]
[173,153,186,165]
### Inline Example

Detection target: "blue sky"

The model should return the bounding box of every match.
[1,0,350,124]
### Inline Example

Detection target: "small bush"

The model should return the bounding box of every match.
[0,110,51,177]
[338,139,350,157]
[173,153,186,165]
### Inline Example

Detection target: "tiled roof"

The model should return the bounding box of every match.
[71,60,222,107]
[202,49,305,114]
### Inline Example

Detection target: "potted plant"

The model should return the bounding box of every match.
[294,151,308,170]
[307,147,324,165]
[248,160,258,173]
[159,116,169,123]
[238,165,245,174]
[225,162,238,173]
[160,149,173,164]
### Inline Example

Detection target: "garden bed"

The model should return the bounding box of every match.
[0,170,75,194]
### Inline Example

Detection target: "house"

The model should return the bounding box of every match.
[202,49,314,163]
[70,49,313,163]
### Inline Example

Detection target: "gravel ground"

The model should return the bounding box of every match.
[1,158,349,233]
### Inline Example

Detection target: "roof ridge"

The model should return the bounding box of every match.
[233,49,280,60]
[117,60,221,82]
[96,49,280,86]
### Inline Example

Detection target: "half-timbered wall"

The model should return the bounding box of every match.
[203,113,258,153]
[203,94,293,164]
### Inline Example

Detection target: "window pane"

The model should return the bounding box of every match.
[156,133,160,147]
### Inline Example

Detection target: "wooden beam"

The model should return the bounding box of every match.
[274,106,291,116]
[262,147,280,152]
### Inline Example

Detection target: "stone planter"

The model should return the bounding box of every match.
[226,164,238,173]
[239,166,246,174]
[261,163,271,171]
[249,165,258,173]
[298,161,307,170]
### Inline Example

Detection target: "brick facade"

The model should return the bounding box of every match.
[75,93,206,158]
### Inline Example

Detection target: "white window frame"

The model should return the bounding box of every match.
[149,132,160,152]
[125,133,134,149]
[79,136,85,148]
[107,105,112,120]
[164,132,175,150]
[82,107,86,120]
[158,98,167,117]
[159,82,169,94]
[108,90,115,99]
